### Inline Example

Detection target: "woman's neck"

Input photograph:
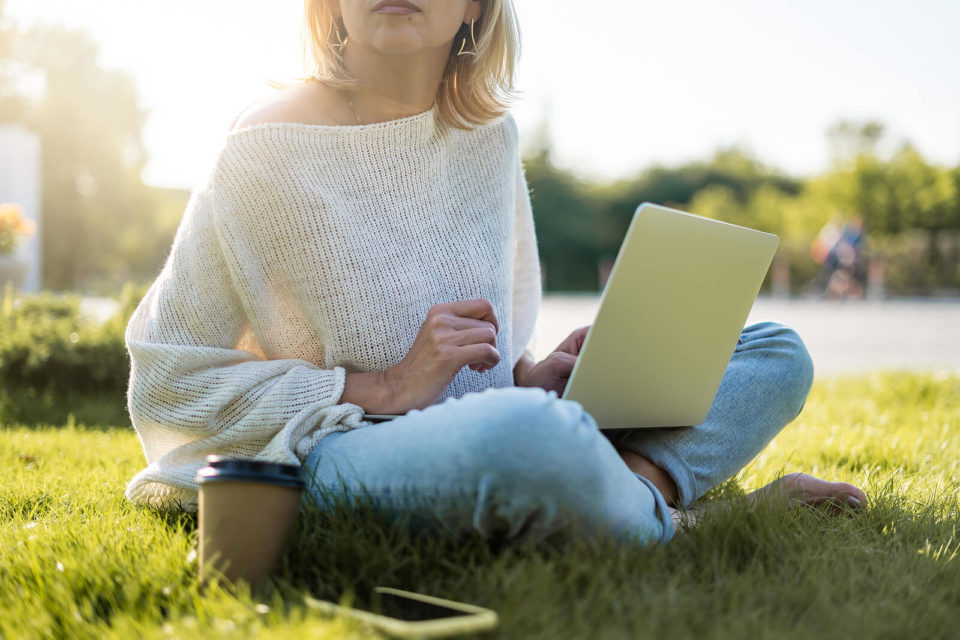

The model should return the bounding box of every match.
[342,42,449,123]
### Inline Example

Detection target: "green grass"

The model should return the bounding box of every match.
[2,372,959,639]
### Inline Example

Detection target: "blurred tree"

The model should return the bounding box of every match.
[524,144,802,291]
[523,137,607,291]
[596,147,801,238]
[709,122,960,294]
[887,145,960,274]
[827,120,885,162]
[0,18,180,291]
[11,27,144,290]
[817,129,959,270]
[525,120,959,294]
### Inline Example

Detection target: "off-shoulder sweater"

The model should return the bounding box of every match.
[123,105,542,511]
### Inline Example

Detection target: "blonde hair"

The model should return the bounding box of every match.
[302,0,521,129]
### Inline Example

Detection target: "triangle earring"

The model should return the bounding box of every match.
[330,19,348,52]
[457,18,478,57]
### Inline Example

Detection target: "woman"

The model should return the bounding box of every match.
[124,0,864,543]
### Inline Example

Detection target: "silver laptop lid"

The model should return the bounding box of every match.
[561,203,779,429]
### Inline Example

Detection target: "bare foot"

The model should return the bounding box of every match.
[619,450,679,506]
[670,472,866,529]
[748,472,866,509]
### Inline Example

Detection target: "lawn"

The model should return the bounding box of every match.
[2,372,959,639]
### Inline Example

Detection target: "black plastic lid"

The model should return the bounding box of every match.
[195,455,306,490]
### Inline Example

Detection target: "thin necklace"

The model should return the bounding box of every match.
[345,90,363,125]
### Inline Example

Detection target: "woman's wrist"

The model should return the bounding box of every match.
[341,370,398,413]
[513,351,536,386]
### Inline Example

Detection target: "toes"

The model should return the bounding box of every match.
[835,484,867,511]
[753,474,867,513]
[821,480,866,505]
[800,480,866,513]
[777,475,867,507]
[833,481,866,504]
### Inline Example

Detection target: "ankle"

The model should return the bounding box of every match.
[618,450,680,506]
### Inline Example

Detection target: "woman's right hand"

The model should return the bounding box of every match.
[341,298,501,414]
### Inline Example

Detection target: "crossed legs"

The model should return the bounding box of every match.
[613,321,864,518]
[302,322,862,544]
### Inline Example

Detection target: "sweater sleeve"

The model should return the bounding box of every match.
[510,139,542,368]
[123,178,364,512]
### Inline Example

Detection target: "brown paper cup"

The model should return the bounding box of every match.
[196,456,305,589]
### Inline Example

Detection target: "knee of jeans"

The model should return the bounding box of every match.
[767,324,815,418]
[459,386,600,486]
[473,386,594,445]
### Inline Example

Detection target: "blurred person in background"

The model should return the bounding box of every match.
[812,216,866,300]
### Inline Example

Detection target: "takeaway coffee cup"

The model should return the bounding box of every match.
[195,456,305,589]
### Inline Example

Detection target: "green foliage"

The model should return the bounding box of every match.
[524,149,607,291]
[865,230,960,295]
[603,147,802,216]
[526,124,960,293]
[526,145,802,291]
[0,286,124,393]
[1,372,958,638]
[0,284,145,425]
[806,144,960,238]
[0,387,131,428]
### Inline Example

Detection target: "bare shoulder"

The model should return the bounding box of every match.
[230,81,348,131]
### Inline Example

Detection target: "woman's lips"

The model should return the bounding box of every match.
[373,0,421,15]
[375,6,419,14]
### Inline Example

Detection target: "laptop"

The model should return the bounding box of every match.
[561,203,778,428]
[365,203,778,428]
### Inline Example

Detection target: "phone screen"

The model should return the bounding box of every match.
[373,592,474,621]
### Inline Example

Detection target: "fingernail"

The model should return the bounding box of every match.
[846,496,862,509]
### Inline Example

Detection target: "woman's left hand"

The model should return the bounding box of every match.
[516,325,590,395]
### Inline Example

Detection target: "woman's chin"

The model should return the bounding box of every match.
[362,32,441,55]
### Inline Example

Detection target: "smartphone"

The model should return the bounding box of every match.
[305,586,499,638]
[362,414,402,422]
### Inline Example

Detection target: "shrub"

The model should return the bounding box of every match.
[0,284,145,424]
[867,230,960,296]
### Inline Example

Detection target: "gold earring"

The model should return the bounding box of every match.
[330,19,348,52]
[457,18,477,57]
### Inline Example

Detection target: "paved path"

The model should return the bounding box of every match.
[533,296,960,378]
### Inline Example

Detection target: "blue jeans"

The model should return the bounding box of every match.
[301,322,814,545]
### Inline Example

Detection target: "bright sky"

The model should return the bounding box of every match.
[7,0,960,190]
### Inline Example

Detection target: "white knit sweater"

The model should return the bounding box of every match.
[124,106,542,511]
